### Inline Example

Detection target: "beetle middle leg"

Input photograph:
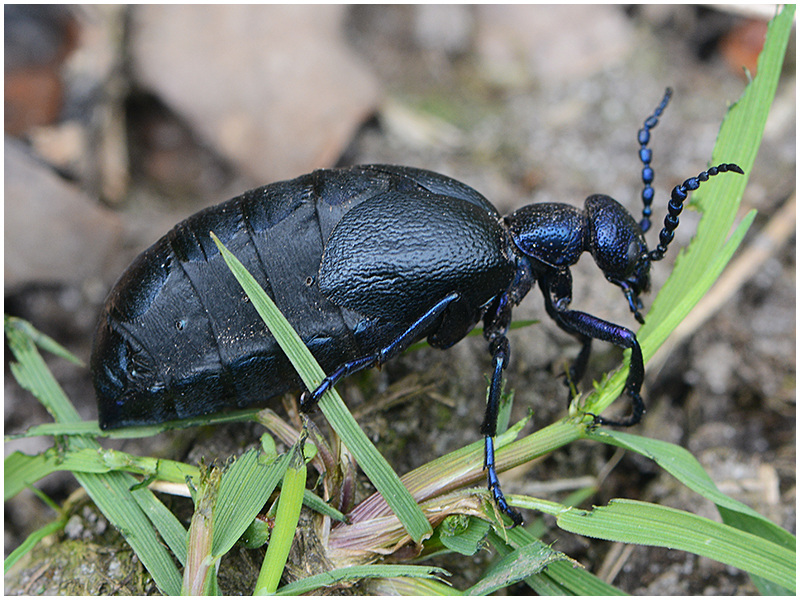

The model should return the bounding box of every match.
[540,273,645,427]
[480,334,524,527]
[299,292,461,412]
[479,293,527,527]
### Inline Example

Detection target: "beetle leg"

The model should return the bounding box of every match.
[299,292,461,412]
[566,336,592,398]
[540,273,645,427]
[556,311,645,427]
[480,334,524,527]
[537,270,592,405]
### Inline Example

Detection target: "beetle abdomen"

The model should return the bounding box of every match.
[92,165,508,429]
[93,176,358,429]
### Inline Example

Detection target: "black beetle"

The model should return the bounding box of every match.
[92,89,742,525]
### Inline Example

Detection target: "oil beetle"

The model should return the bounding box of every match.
[92,89,743,525]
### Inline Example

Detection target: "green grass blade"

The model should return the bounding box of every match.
[535,560,626,596]
[748,573,794,597]
[255,442,307,595]
[466,539,567,596]
[589,429,796,550]
[6,421,104,440]
[6,316,84,424]
[489,522,624,595]
[367,576,463,595]
[644,3,792,344]
[74,470,184,595]
[556,499,795,592]
[5,450,62,501]
[5,315,85,366]
[302,488,347,523]
[212,448,291,558]
[5,447,190,572]
[96,407,264,439]
[3,514,69,574]
[132,486,189,567]
[275,565,451,596]
[211,232,432,543]
[5,445,200,499]
[439,515,491,556]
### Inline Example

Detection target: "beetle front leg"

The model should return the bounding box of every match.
[566,336,592,398]
[555,310,645,427]
[540,274,645,427]
[537,272,593,406]
[480,335,524,527]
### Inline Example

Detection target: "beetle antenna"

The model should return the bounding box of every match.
[648,163,744,262]
[637,88,673,233]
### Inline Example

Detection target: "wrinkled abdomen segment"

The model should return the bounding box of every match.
[94,178,362,429]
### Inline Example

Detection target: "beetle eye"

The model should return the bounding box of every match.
[626,239,642,271]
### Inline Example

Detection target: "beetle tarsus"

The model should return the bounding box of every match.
[484,435,524,527]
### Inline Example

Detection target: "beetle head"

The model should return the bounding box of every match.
[585,195,651,323]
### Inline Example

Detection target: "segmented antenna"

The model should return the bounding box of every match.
[638,88,672,233]
[648,163,745,262]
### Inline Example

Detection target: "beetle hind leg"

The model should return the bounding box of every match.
[299,292,461,412]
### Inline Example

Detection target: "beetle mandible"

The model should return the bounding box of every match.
[92,89,743,525]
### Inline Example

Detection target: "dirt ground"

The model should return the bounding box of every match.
[5,5,795,595]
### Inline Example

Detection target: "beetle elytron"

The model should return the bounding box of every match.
[92,89,742,525]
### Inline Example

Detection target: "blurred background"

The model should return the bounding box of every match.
[5,5,795,594]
